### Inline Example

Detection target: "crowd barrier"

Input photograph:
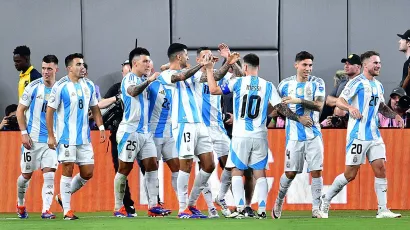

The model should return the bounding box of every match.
[0,129,409,212]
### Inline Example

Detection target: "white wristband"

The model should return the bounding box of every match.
[98,125,105,131]
[21,130,28,135]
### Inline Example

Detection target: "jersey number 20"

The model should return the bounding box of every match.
[240,94,261,119]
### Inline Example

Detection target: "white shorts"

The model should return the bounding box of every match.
[173,123,212,159]
[345,138,386,165]
[117,131,157,162]
[226,137,268,170]
[284,136,324,173]
[57,143,94,166]
[21,143,58,173]
[153,136,177,161]
[208,126,230,158]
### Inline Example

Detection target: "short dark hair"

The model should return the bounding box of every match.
[197,47,210,56]
[65,53,84,67]
[167,43,188,59]
[42,55,59,65]
[5,104,17,116]
[243,53,259,67]
[295,51,314,62]
[129,47,150,65]
[360,51,380,63]
[13,46,31,58]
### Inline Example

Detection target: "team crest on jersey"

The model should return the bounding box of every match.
[353,155,358,163]
[372,87,378,94]
[128,152,132,159]
[45,94,50,101]
[77,89,83,96]
[22,93,28,101]
[65,149,70,157]
[286,161,290,168]
[84,88,90,97]
[297,88,303,96]
[343,89,350,96]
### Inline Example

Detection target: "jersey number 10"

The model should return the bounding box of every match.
[240,94,261,119]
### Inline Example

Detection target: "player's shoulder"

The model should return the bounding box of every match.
[55,76,69,87]
[27,78,42,88]
[309,75,325,85]
[278,75,295,88]
[346,74,366,88]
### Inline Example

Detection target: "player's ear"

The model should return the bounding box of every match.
[294,62,298,70]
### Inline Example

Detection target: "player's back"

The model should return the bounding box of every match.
[21,78,54,143]
[340,74,384,141]
[119,72,150,134]
[148,80,172,138]
[229,75,280,138]
[278,75,325,141]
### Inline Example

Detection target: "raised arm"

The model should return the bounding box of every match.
[127,72,159,97]
[170,64,203,83]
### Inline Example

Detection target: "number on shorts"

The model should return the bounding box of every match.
[183,132,191,143]
[286,149,290,160]
[240,94,261,119]
[78,99,84,109]
[126,140,137,151]
[351,144,362,154]
[23,152,32,162]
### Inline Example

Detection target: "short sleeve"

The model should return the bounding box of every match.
[157,70,177,86]
[89,84,98,107]
[48,84,62,110]
[277,81,287,97]
[340,79,363,102]
[269,82,281,107]
[19,83,34,107]
[314,78,326,98]
[220,78,237,95]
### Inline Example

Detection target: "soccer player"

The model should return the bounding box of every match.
[206,53,313,219]
[46,53,106,220]
[319,51,403,218]
[113,47,166,218]
[272,51,325,219]
[192,44,244,217]
[15,55,59,219]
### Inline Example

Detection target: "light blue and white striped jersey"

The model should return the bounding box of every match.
[19,78,55,143]
[278,75,325,141]
[148,80,172,138]
[118,72,150,134]
[193,71,233,130]
[48,76,98,145]
[220,76,281,139]
[158,69,203,127]
[340,74,384,141]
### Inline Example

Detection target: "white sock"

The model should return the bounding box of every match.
[114,173,127,210]
[311,177,323,210]
[177,170,190,212]
[42,172,55,213]
[256,177,268,214]
[145,170,159,208]
[278,173,293,200]
[17,175,30,206]
[375,177,388,211]
[217,169,232,201]
[325,174,348,202]
[171,172,179,198]
[60,176,72,215]
[202,181,215,210]
[232,176,245,212]
[71,173,88,194]
[188,170,212,207]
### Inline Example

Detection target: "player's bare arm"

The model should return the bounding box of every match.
[199,52,241,83]
[205,56,223,95]
[232,62,245,77]
[282,96,325,112]
[170,64,203,83]
[336,97,362,119]
[274,103,313,127]
[46,107,57,150]
[128,72,160,97]
[16,104,33,149]
[90,105,106,143]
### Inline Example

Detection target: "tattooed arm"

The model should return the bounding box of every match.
[199,62,231,83]
[231,62,245,77]
[127,72,160,97]
[282,96,324,112]
[170,64,203,83]
[378,102,398,119]
[273,103,299,121]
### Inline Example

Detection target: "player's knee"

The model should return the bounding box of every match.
[344,171,358,182]
[80,171,93,180]
[374,164,386,178]
[285,171,297,179]
[21,173,32,180]
[202,161,215,173]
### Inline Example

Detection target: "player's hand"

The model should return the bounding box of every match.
[225,112,233,125]
[148,72,160,83]
[218,43,231,59]
[227,52,240,65]
[160,63,170,71]
[21,134,33,150]
[201,54,213,68]
[48,136,57,150]
[324,116,332,127]
[282,96,301,105]
[395,114,405,128]
[99,130,106,143]
[298,115,313,127]
[348,107,362,120]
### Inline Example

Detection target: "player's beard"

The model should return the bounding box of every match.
[370,68,380,77]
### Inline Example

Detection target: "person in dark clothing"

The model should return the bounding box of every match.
[398,29,410,95]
